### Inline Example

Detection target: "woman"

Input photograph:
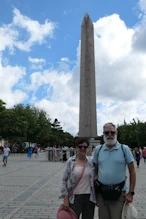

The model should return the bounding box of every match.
[60,138,96,219]
[135,147,141,168]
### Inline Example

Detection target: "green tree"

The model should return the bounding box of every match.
[0,100,75,150]
[117,119,146,148]
[0,100,6,112]
[35,109,52,147]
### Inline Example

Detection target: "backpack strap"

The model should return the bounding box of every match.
[121,144,126,164]
[97,145,103,160]
[97,144,126,163]
[121,144,127,180]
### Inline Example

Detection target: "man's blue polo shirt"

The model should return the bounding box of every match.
[93,142,134,191]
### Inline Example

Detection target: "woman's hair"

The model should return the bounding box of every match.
[75,138,89,147]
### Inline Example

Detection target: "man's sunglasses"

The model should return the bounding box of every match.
[77,145,88,149]
[104,131,116,136]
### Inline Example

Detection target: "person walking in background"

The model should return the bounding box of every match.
[34,146,38,157]
[66,148,70,160]
[60,138,96,219]
[59,149,63,161]
[135,147,141,168]
[70,147,75,157]
[37,147,40,157]
[2,145,10,167]
[142,147,146,163]
[27,147,32,159]
[52,146,57,161]
[62,147,67,162]
[93,122,136,219]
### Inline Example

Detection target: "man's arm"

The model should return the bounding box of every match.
[93,146,99,178]
[94,163,98,179]
[124,162,136,203]
[128,162,136,193]
[93,163,100,206]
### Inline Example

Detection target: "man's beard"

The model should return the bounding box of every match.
[103,135,117,146]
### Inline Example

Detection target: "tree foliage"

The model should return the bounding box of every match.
[0,100,74,148]
[117,119,146,148]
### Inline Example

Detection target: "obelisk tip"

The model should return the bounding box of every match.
[84,13,89,20]
[82,13,93,26]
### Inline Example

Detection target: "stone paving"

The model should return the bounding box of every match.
[0,153,146,219]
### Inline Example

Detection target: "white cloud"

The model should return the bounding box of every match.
[0,24,18,52]
[63,10,72,15]
[0,8,56,52]
[93,14,146,103]
[29,69,73,99]
[132,0,146,52]
[139,0,146,13]
[29,66,79,134]
[28,57,46,63]
[30,64,43,70]
[35,99,78,135]
[0,8,55,108]
[30,2,146,136]
[28,57,46,71]
[0,55,28,107]
[60,57,70,63]
[12,8,56,51]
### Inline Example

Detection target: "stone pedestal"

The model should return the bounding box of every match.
[88,138,100,155]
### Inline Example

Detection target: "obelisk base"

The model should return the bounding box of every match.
[87,138,101,156]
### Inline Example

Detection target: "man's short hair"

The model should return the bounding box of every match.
[75,138,89,147]
[103,123,117,130]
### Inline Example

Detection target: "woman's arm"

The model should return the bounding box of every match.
[61,160,70,197]
[61,159,71,210]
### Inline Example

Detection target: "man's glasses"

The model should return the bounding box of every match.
[77,145,88,149]
[104,131,116,136]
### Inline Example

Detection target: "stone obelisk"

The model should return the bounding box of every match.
[79,13,97,138]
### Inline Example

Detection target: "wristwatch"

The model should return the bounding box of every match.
[130,191,135,196]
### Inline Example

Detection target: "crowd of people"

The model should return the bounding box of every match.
[1,145,41,166]
[131,146,146,168]
[27,146,40,158]
[47,146,76,162]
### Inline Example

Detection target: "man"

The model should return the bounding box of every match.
[3,145,10,167]
[93,122,136,219]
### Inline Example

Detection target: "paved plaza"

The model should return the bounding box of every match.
[0,153,146,219]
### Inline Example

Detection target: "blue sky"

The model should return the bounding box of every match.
[0,0,138,63]
[0,0,146,135]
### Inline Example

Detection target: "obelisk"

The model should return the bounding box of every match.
[79,13,97,137]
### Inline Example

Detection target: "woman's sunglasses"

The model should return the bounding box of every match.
[77,145,88,149]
